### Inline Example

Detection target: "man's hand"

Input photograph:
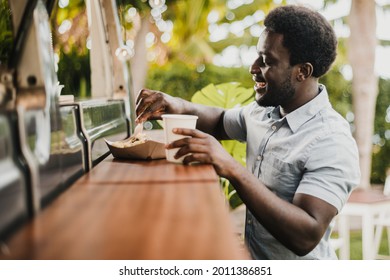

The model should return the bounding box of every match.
[135,89,184,123]
[166,128,237,178]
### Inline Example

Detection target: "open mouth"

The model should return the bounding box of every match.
[253,75,267,92]
[256,82,267,89]
[254,80,268,93]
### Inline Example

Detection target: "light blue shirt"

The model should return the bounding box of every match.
[223,85,360,259]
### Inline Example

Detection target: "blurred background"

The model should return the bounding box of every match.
[1,0,389,207]
[1,0,389,260]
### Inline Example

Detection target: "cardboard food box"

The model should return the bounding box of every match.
[106,130,166,160]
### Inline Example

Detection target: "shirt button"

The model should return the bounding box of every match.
[257,155,262,161]
[247,219,252,225]
[272,125,277,131]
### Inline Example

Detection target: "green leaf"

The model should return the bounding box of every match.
[191,82,254,208]
[192,82,254,109]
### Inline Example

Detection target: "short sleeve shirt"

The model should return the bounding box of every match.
[223,85,360,260]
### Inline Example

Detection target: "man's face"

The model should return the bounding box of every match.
[250,30,296,108]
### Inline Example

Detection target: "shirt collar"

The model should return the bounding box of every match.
[268,84,332,133]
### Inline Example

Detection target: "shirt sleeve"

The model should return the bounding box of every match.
[223,103,254,142]
[296,131,361,212]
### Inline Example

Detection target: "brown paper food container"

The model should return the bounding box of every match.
[105,130,166,160]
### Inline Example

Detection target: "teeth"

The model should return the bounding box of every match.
[257,82,267,89]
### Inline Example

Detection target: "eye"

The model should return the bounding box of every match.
[263,55,273,66]
[259,54,272,67]
[255,56,263,66]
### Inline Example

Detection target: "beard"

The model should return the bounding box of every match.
[256,71,295,108]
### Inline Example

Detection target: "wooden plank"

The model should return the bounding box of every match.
[348,189,390,204]
[79,157,220,184]
[0,159,248,260]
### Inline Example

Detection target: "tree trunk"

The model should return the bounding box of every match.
[130,16,150,100]
[347,0,378,189]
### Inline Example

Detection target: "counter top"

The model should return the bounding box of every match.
[0,156,248,260]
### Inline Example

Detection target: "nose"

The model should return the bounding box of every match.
[249,59,261,75]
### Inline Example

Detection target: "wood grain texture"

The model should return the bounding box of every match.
[0,158,248,260]
[79,157,220,184]
[348,189,390,204]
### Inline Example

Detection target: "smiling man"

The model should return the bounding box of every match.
[135,5,360,259]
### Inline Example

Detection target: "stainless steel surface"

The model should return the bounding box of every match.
[6,0,60,214]
[1,0,133,226]
[0,113,28,239]
[78,99,129,170]
[59,104,85,188]
[19,107,63,207]
[17,104,86,209]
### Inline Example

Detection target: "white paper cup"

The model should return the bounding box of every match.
[162,114,198,163]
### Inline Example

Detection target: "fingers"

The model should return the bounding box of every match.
[135,88,154,104]
[169,128,206,139]
[166,129,210,150]
[173,142,209,160]
[135,89,186,123]
[182,153,211,165]
[136,103,165,123]
[135,89,165,123]
[136,89,155,117]
[165,129,216,163]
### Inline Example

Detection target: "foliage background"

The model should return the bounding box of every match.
[145,59,253,101]
[1,0,388,189]
[0,0,13,65]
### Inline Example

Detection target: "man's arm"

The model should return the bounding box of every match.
[169,128,338,256]
[135,89,229,139]
[227,161,337,256]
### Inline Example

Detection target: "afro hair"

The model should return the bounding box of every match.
[264,5,338,77]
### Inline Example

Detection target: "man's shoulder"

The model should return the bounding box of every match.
[296,106,356,152]
[318,106,352,135]
[242,101,272,117]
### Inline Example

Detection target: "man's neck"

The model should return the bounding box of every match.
[280,81,320,116]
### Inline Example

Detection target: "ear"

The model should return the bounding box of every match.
[296,63,313,82]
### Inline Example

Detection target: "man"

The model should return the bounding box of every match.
[135,5,360,259]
